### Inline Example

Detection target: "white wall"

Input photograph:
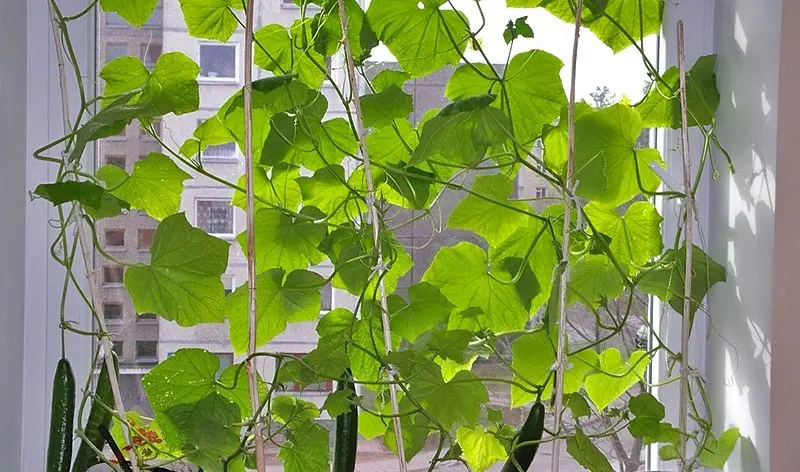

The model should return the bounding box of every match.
[704,1,781,471]
[0,0,27,469]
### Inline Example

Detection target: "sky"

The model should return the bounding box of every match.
[367,1,659,104]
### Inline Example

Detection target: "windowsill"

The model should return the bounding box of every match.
[200,156,239,164]
[104,137,127,142]
[136,247,152,252]
[105,246,125,252]
[105,24,162,30]
[135,358,158,365]
[198,77,239,85]
[209,233,236,240]
[136,319,159,325]
[102,283,124,288]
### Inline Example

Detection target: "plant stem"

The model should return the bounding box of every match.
[677,21,695,471]
[336,2,407,470]
[47,2,139,469]
[242,0,267,471]
[551,2,584,471]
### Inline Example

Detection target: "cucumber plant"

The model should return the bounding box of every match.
[36,0,740,471]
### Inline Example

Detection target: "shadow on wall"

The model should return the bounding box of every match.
[706,1,781,471]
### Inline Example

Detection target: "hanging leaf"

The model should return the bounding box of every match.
[126,213,229,326]
[310,0,378,64]
[97,152,190,220]
[231,164,303,213]
[390,282,455,342]
[254,22,327,88]
[698,427,741,470]
[628,392,666,438]
[360,86,413,129]
[456,426,507,472]
[568,254,626,309]
[367,0,470,77]
[178,0,242,41]
[585,201,663,276]
[279,420,331,472]
[100,0,159,28]
[446,50,566,146]
[226,269,324,354]
[34,181,129,219]
[584,348,649,411]
[566,428,614,472]
[296,165,360,223]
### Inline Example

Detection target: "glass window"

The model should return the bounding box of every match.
[140,43,161,69]
[103,303,123,321]
[103,265,124,285]
[105,43,126,62]
[137,312,158,323]
[321,283,332,311]
[105,155,126,169]
[214,352,234,376]
[137,228,156,250]
[223,276,235,296]
[199,44,237,80]
[136,341,158,360]
[119,373,153,415]
[104,229,125,248]
[203,142,237,159]
[535,187,547,198]
[196,200,234,235]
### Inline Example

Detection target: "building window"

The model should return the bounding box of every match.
[199,43,237,81]
[103,303,123,322]
[321,283,332,312]
[197,120,237,159]
[105,43,127,62]
[137,312,158,323]
[105,155,126,169]
[104,229,125,249]
[196,200,234,236]
[136,341,158,362]
[140,43,161,69]
[112,341,124,359]
[103,265,124,285]
[535,187,547,198]
[137,228,155,250]
[214,353,234,376]
[222,276,235,296]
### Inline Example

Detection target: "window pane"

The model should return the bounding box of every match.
[104,229,125,248]
[137,228,155,249]
[136,341,158,360]
[140,43,161,69]
[105,43,127,62]
[321,283,332,311]
[203,142,237,158]
[199,44,236,79]
[119,373,152,415]
[103,303,123,321]
[103,265,124,284]
[137,312,158,322]
[105,155,126,169]
[196,200,233,234]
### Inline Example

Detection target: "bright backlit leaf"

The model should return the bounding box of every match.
[126,213,229,326]
[237,206,328,273]
[279,420,330,472]
[457,426,507,472]
[635,55,720,128]
[698,427,741,470]
[584,348,650,411]
[254,22,327,88]
[360,86,413,129]
[100,0,158,28]
[97,152,190,220]
[226,269,324,353]
[568,254,626,309]
[178,0,242,41]
[231,164,303,213]
[413,370,489,429]
[446,50,566,146]
[322,389,358,418]
[310,0,377,64]
[390,282,455,342]
[423,242,538,332]
[566,428,614,472]
[585,201,663,275]
[449,173,530,246]
[297,165,360,223]
[367,0,470,77]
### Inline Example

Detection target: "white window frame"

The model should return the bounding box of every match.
[197,119,239,162]
[104,228,126,251]
[197,42,240,84]
[195,198,236,238]
[534,186,547,199]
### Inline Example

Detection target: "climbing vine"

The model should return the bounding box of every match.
[35,0,739,471]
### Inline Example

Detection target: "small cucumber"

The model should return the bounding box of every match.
[333,369,358,472]
[46,358,75,472]
[502,401,545,472]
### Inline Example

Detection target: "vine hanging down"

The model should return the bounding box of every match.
[34,0,738,471]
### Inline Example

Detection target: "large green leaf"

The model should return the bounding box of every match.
[628,392,666,438]
[584,348,649,411]
[254,22,327,88]
[639,244,726,317]
[535,0,664,54]
[698,427,741,470]
[279,421,330,472]
[360,86,413,129]
[160,392,242,472]
[446,50,566,146]
[449,174,530,246]
[296,165,360,224]
[178,0,242,41]
[97,152,190,220]
[180,115,236,158]
[410,95,511,167]
[142,348,258,416]
[635,55,720,128]
[367,0,470,77]
[226,269,324,354]
[568,254,626,309]
[566,428,614,472]
[101,52,201,116]
[100,0,158,28]
[412,370,489,429]
[390,283,455,342]
[423,242,538,333]
[126,213,229,326]
[456,426,507,472]
[237,207,328,273]
[231,164,303,213]
[584,201,663,275]
[568,104,664,206]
